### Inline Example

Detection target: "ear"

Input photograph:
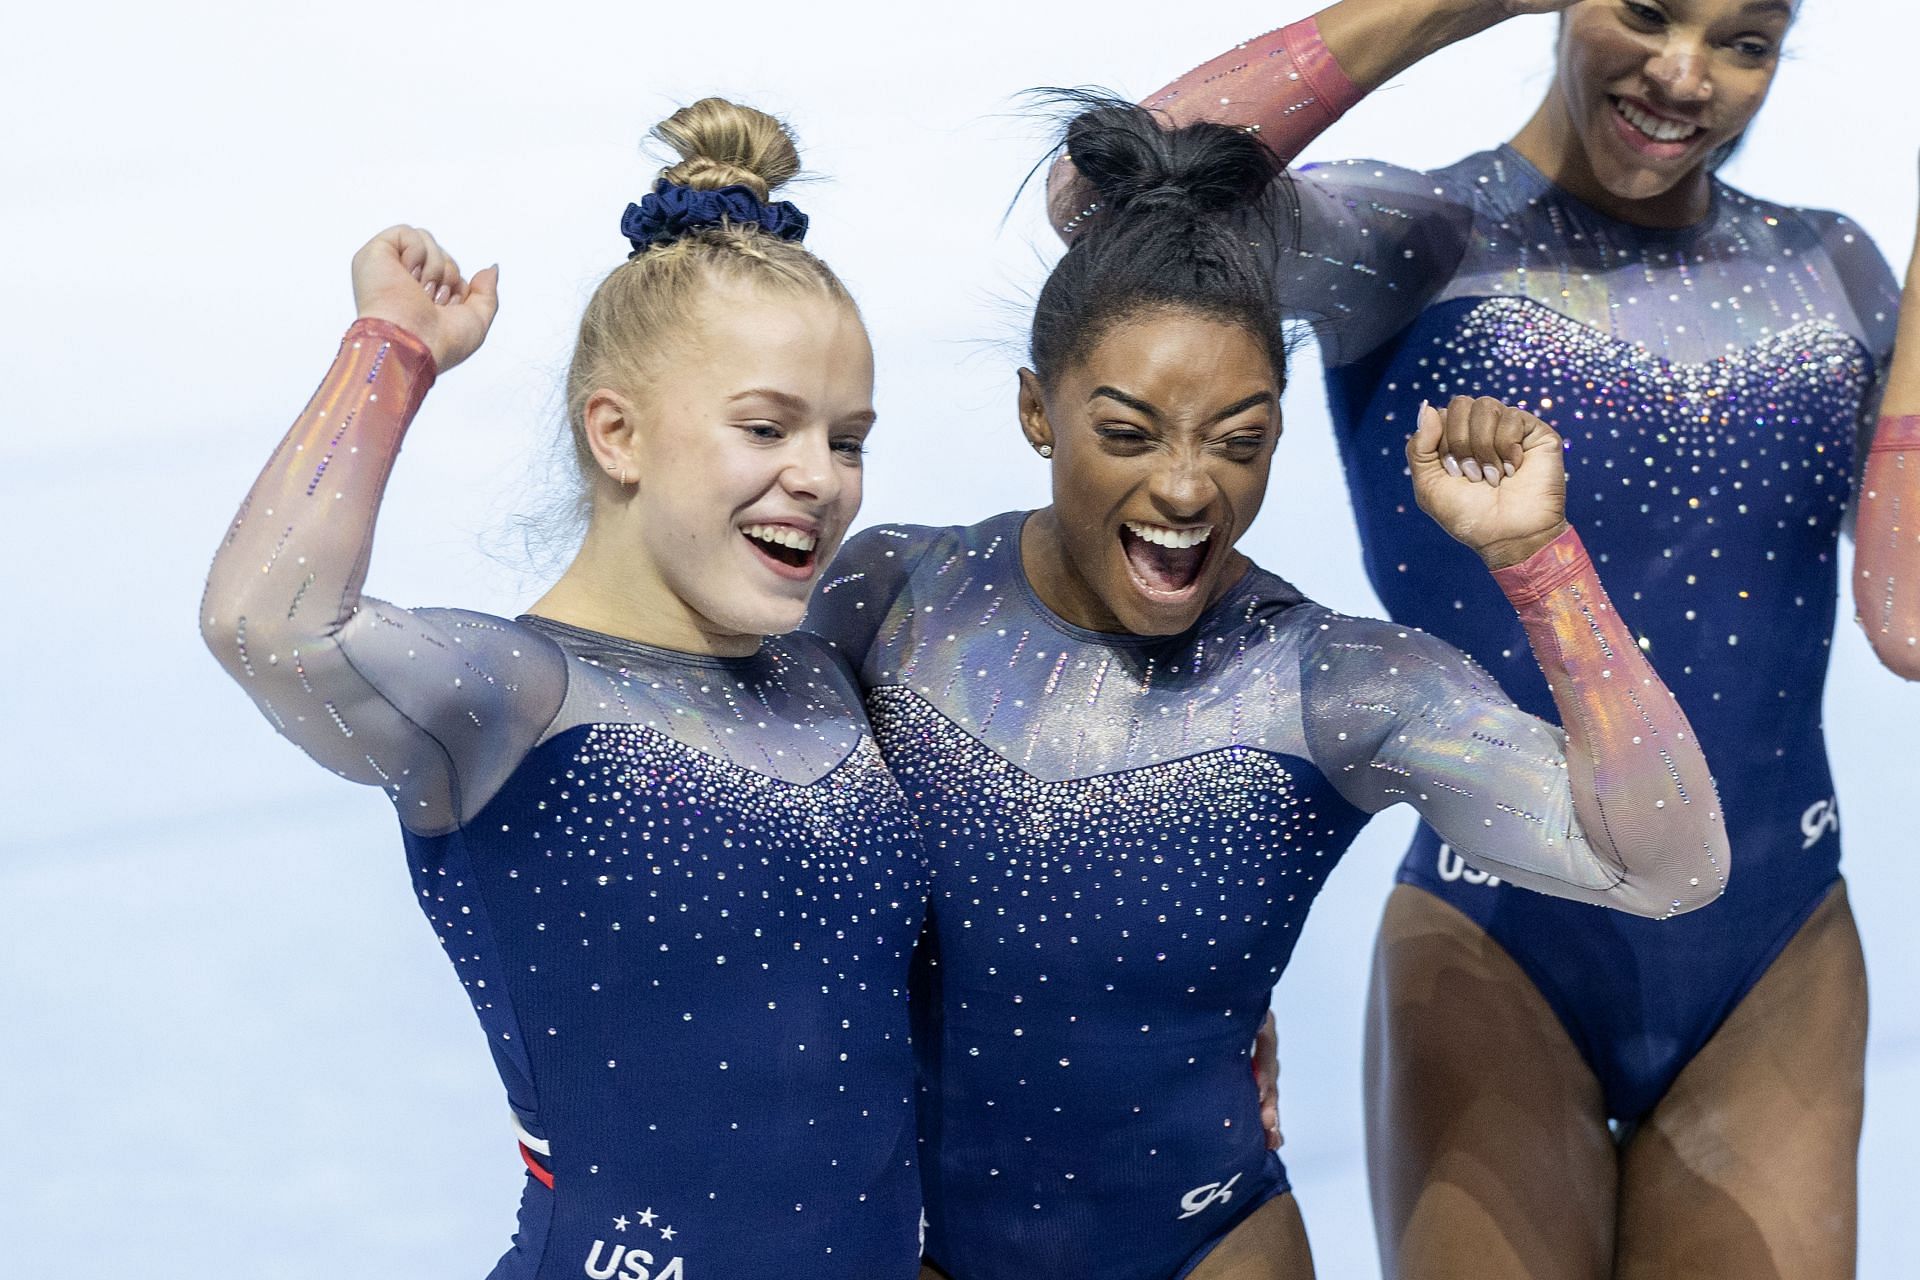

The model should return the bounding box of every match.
[581,388,642,489]
[1017,368,1055,456]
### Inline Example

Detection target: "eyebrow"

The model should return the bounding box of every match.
[729,387,876,426]
[1739,0,1794,19]
[1089,386,1275,426]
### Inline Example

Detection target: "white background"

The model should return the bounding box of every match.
[3,2,1915,1275]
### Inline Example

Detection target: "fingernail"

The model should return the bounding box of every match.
[1462,458,1483,482]
[436,284,451,305]
[1443,455,1463,478]
[1504,461,1516,477]
[411,265,423,280]
[424,280,436,294]
[1486,466,1502,488]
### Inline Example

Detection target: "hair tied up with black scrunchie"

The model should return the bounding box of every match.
[621,182,810,256]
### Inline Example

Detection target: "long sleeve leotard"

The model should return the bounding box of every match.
[807,511,1723,1280]
[200,320,929,1279]
[1129,14,1902,1123]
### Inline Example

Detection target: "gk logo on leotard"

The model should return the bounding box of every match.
[1178,1172,1242,1219]
[1801,797,1840,850]
[584,1241,685,1279]
[1435,843,1502,888]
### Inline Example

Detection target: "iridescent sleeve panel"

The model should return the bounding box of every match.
[1049,18,1357,237]
[199,319,568,836]
[1274,159,1477,365]
[1306,529,1728,919]
[1854,415,1920,679]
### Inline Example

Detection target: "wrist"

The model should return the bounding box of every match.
[350,313,441,375]
[1477,519,1572,572]
[347,315,440,380]
[1315,0,1509,92]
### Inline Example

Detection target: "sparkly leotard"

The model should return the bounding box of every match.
[200,321,928,1279]
[809,510,1724,1280]
[1119,14,1906,1125]
[1279,152,1897,1122]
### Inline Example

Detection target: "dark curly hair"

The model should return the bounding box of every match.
[1030,91,1296,390]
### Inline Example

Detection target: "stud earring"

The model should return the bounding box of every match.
[1036,444,1053,458]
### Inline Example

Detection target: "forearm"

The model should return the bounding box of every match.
[1851,226,1920,678]
[200,318,437,773]
[1491,527,1729,917]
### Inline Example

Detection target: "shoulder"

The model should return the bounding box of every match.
[1298,607,1492,690]
[1293,155,1468,205]
[390,606,570,667]
[823,521,967,587]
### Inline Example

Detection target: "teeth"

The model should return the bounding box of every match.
[1617,99,1700,144]
[742,523,817,552]
[1125,522,1213,550]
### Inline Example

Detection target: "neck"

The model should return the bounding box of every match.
[529,520,761,658]
[1021,508,1125,632]
[1509,94,1713,230]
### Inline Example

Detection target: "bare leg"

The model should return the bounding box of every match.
[1614,883,1867,1280]
[1366,884,1616,1279]
[1184,1192,1316,1279]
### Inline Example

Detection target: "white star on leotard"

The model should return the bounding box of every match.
[636,1207,657,1227]
[612,1215,629,1232]
[660,1225,676,1242]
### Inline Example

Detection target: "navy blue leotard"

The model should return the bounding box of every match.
[201,321,929,1278]
[810,510,1726,1279]
[1274,147,1898,1121]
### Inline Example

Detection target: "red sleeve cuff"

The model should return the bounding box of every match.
[1871,414,1920,454]
[1491,526,1590,607]
[1284,17,1363,120]
[344,316,439,387]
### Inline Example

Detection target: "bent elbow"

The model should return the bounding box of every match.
[1620,829,1732,920]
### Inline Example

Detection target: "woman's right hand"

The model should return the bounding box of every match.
[351,225,499,373]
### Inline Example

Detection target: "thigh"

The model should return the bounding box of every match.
[1366,884,1617,1280]
[1182,1192,1315,1280]
[1615,882,1867,1280]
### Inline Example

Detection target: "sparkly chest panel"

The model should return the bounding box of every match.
[400,637,929,1262]
[849,515,1371,1010]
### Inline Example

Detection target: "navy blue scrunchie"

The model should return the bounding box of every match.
[621,183,810,255]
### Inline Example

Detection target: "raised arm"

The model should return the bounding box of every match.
[1047,0,1576,235]
[1853,166,1920,679]
[1308,398,1728,918]
[200,229,565,835]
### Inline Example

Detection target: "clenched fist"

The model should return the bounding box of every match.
[1408,395,1571,570]
[352,225,500,373]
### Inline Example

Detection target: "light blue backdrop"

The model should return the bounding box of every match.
[3,2,1914,1275]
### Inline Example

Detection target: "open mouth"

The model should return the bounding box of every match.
[1609,95,1704,158]
[741,522,819,579]
[1119,520,1214,600]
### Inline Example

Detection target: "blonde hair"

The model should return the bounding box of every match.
[564,98,855,486]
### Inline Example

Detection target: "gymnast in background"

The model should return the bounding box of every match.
[1063,1,1915,1275]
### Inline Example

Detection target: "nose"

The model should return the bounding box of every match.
[1646,38,1713,105]
[1148,450,1219,519]
[780,431,845,506]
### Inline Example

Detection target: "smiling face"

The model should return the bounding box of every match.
[1551,0,1793,212]
[1018,307,1281,636]
[589,278,875,647]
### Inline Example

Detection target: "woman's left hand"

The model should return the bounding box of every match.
[1408,395,1570,570]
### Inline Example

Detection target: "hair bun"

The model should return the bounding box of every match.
[652,98,803,203]
[1060,94,1277,220]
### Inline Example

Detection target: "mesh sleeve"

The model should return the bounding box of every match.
[198,319,568,835]
[1305,529,1728,918]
